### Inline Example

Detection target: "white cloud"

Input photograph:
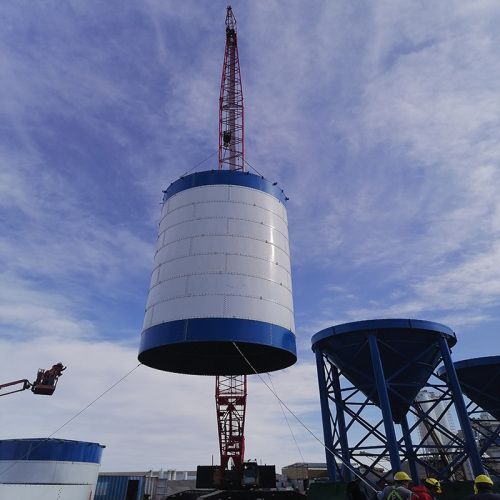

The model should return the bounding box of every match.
[2,0,500,474]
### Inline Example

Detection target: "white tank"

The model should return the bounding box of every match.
[0,438,105,500]
[139,170,297,375]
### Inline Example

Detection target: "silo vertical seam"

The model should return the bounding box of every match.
[224,253,228,316]
[147,305,153,328]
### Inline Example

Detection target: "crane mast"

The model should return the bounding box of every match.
[219,5,244,171]
[216,375,247,482]
[216,5,248,487]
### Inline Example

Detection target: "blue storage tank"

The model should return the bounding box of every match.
[312,319,486,482]
[312,318,457,423]
[0,438,105,500]
[139,170,297,375]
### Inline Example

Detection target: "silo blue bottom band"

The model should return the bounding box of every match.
[138,318,297,375]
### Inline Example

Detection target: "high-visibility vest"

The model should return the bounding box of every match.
[388,486,410,500]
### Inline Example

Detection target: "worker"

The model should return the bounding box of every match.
[412,478,441,500]
[376,480,389,500]
[465,475,499,500]
[45,363,66,385]
[381,472,413,500]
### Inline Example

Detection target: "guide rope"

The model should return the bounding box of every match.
[231,342,378,491]
[180,149,219,177]
[0,363,142,480]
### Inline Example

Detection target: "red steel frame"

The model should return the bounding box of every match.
[219,6,244,171]
[216,375,247,479]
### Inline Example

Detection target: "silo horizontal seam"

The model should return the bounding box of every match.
[158,216,289,243]
[151,258,292,285]
[161,198,287,225]
[148,272,293,294]
[152,251,291,270]
[146,293,294,314]
[155,232,290,255]
[148,310,294,324]
[155,243,291,265]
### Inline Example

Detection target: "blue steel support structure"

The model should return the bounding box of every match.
[441,356,500,479]
[330,362,354,481]
[367,333,403,475]
[400,416,420,485]
[312,319,487,485]
[315,349,338,481]
[437,335,485,477]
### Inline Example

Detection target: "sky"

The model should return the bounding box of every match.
[1,0,500,475]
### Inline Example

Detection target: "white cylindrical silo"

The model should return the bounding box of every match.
[0,438,105,500]
[139,170,297,375]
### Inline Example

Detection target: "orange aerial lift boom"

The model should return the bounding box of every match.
[0,363,66,397]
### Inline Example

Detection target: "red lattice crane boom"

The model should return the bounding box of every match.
[216,375,247,482]
[219,5,244,171]
[216,6,248,486]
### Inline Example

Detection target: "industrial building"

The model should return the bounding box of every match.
[95,470,197,500]
[94,466,319,500]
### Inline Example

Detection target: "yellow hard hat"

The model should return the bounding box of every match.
[394,472,411,482]
[474,475,494,494]
[425,478,442,494]
[475,475,493,486]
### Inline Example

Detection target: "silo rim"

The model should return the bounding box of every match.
[311,318,456,351]
[444,355,500,373]
[162,169,288,204]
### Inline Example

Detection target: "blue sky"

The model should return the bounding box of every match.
[2,0,500,473]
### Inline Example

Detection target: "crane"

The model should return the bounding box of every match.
[215,5,249,489]
[194,9,304,498]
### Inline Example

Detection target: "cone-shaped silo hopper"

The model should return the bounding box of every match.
[437,356,500,421]
[312,318,457,424]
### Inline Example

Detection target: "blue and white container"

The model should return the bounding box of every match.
[0,438,105,500]
[139,170,297,375]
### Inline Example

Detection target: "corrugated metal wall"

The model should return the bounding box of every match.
[94,475,145,500]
